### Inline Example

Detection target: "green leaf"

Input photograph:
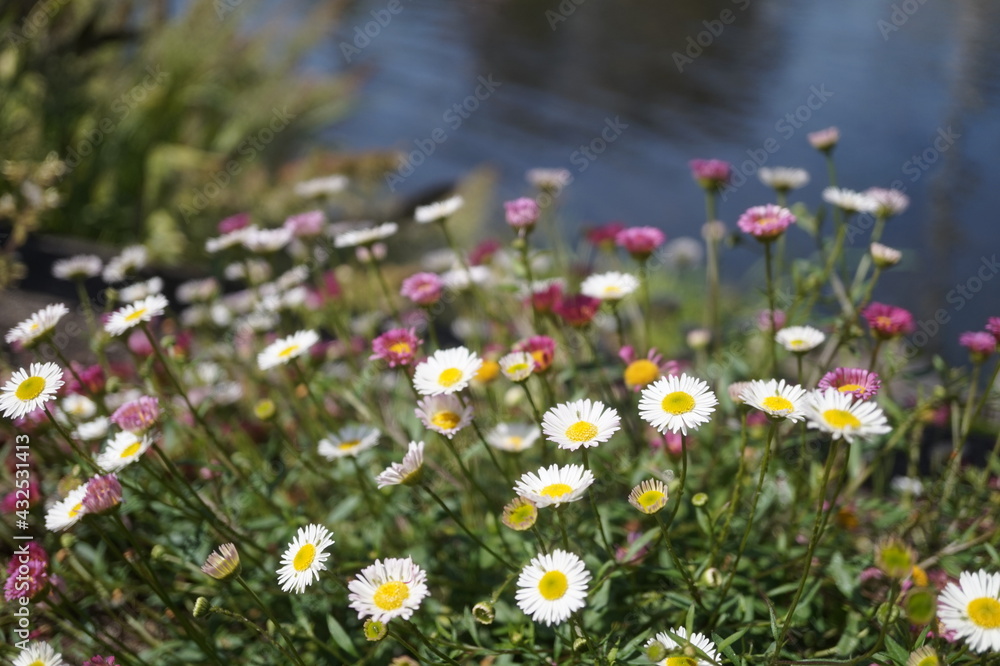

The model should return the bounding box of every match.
[884,635,909,666]
[835,611,861,656]
[713,631,740,666]
[828,552,857,597]
[325,614,359,658]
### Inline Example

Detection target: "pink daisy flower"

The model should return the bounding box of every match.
[808,127,840,151]
[553,294,601,328]
[504,197,540,230]
[959,331,996,359]
[110,396,160,433]
[985,317,1000,343]
[283,210,326,237]
[370,328,422,368]
[218,212,251,234]
[757,309,786,331]
[817,367,882,401]
[737,204,796,241]
[512,335,557,372]
[400,272,444,306]
[689,158,732,190]
[469,239,501,266]
[585,222,625,249]
[528,281,563,314]
[4,543,49,602]
[618,346,679,391]
[615,226,666,259]
[862,302,915,339]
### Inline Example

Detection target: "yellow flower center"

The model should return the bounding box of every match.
[876,316,893,328]
[277,344,300,358]
[431,410,461,430]
[476,360,500,382]
[120,441,142,458]
[638,489,666,508]
[967,597,1000,629]
[530,350,548,368]
[293,543,316,572]
[565,421,597,442]
[602,285,621,296]
[506,436,524,450]
[506,362,530,376]
[373,580,410,611]
[28,661,45,666]
[624,359,659,387]
[661,391,695,415]
[540,483,572,498]
[68,502,83,518]
[15,376,46,401]
[666,658,698,666]
[438,367,463,387]
[124,307,148,322]
[338,439,361,450]
[914,656,938,666]
[389,342,412,355]
[30,322,40,330]
[756,216,776,226]
[822,409,861,429]
[789,338,805,348]
[911,565,928,587]
[538,571,568,600]
[508,503,536,526]
[761,396,793,412]
[837,383,864,392]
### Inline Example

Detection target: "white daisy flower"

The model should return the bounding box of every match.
[12,641,65,666]
[628,479,669,514]
[759,166,810,191]
[60,394,96,421]
[803,389,891,443]
[333,222,398,248]
[1,362,64,420]
[775,325,826,353]
[414,195,464,223]
[206,225,253,254]
[638,373,718,435]
[318,425,381,460]
[415,394,473,439]
[118,277,164,304]
[5,303,69,347]
[515,549,590,626]
[541,399,620,450]
[526,168,572,193]
[580,271,640,301]
[276,524,335,594]
[937,569,1000,653]
[95,431,155,472]
[441,265,491,290]
[75,416,110,441]
[52,254,102,280]
[241,226,293,253]
[102,245,148,283]
[499,352,535,382]
[485,423,540,452]
[645,626,720,666]
[45,484,89,532]
[740,379,808,422]
[348,556,430,622]
[295,174,348,198]
[866,187,910,218]
[257,330,320,371]
[104,294,169,336]
[822,187,878,214]
[870,242,902,268]
[176,277,220,303]
[890,476,924,497]
[413,347,483,396]
[514,464,594,508]
[376,441,425,488]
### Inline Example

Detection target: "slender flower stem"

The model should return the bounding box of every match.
[205,604,300,664]
[370,258,400,320]
[422,485,516,571]
[710,412,748,567]
[423,306,440,350]
[764,241,778,377]
[713,423,777,621]
[235,575,309,666]
[518,237,541,332]
[639,257,653,349]
[471,418,514,488]
[581,448,613,557]
[663,433,689,529]
[403,620,462,665]
[654,512,703,606]
[521,381,544,425]
[703,190,720,347]
[42,404,99,472]
[773,439,844,660]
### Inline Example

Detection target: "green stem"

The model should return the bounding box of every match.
[370,258,400,320]
[422,485,516,571]
[582,447,614,558]
[235,575,309,666]
[710,412,748,568]
[655,512,703,606]
[764,240,778,377]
